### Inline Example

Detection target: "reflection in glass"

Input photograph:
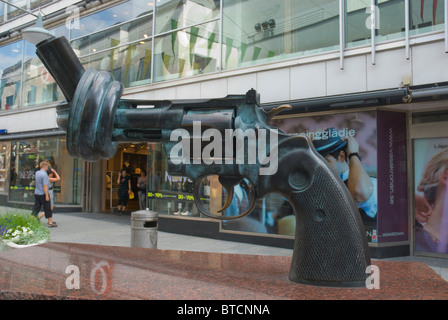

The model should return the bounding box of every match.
[410,0,445,35]
[70,0,154,39]
[155,0,220,34]
[9,138,81,205]
[22,41,62,107]
[346,0,405,48]
[72,16,153,57]
[0,41,22,78]
[0,74,21,111]
[223,0,339,70]
[79,39,152,87]
[376,0,405,42]
[346,0,372,47]
[154,21,219,82]
[6,0,27,20]
[0,2,4,24]
[30,0,53,11]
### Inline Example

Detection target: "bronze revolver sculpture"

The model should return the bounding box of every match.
[34,36,370,287]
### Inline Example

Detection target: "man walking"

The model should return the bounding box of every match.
[32,161,57,227]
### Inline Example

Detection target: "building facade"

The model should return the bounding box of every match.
[0,0,448,258]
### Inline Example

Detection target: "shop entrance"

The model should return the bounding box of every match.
[106,143,148,213]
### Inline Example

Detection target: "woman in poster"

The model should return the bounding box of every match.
[415,148,448,254]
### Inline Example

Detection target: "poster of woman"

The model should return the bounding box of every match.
[414,138,448,254]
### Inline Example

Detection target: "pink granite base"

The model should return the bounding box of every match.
[0,242,447,300]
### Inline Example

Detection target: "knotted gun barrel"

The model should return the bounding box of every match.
[35,36,371,287]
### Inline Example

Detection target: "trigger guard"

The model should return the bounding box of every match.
[192,176,257,220]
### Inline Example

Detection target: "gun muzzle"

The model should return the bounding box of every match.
[36,36,85,102]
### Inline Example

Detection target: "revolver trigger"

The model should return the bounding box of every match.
[216,176,241,213]
[217,186,234,213]
[192,175,257,220]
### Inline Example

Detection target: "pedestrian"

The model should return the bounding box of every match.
[31,161,57,227]
[45,162,60,212]
[117,168,131,215]
[137,169,147,210]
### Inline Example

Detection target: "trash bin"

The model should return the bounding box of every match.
[131,210,158,249]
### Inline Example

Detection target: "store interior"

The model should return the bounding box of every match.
[106,143,149,213]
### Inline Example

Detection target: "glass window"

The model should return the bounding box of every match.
[0,3,4,24]
[30,0,53,11]
[410,0,445,35]
[22,40,63,107]
[346,0,372,47]
[72,15,153,56]
[153,21,219,82]
[9,137,82,205]
[346,0,405,48]
[0,41,22,111]
[71,0,154,39]
[223,0,339,70]
[376,0,405,42]
[79,39,152,88]
[155,0,220,34]
[0,74,21,111]
[6,0,27,20]
[0,142,8,193]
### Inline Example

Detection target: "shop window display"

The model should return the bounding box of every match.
[0,143,8,192]
[146,143,292,236]
[8,138,81,206]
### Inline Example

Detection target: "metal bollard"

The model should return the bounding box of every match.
[131,210,158,249]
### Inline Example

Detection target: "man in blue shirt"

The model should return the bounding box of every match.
[32,161,57,227]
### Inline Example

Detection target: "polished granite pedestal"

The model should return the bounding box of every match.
[0,242,447,300]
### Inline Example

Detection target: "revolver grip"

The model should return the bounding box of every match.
[264,136,371,287]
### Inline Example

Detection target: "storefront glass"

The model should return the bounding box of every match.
[222,0,339,70]
[145,142,293,236]
[9,137,82,205]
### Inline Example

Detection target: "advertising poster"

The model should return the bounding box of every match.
[414,137,448,254]
[376,111,408,243]
[271,111,378,242]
